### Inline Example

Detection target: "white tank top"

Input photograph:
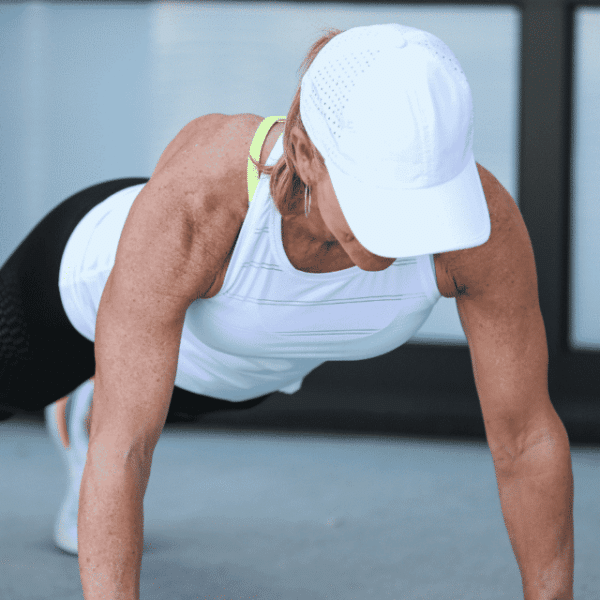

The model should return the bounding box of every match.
[58,117,442,401]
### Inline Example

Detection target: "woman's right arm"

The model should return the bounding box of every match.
[78,113,257,600]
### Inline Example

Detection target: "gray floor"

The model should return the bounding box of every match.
[1,411,599,600]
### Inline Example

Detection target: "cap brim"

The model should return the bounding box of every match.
[328,154,492,258]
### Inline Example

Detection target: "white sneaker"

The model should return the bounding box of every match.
[44,378,94,555]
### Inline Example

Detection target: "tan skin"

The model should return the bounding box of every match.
[55,114,456,447]
[283,124,397,273]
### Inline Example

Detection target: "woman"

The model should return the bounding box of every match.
[1,24,571,600]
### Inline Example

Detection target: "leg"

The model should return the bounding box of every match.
[0,178,148,416]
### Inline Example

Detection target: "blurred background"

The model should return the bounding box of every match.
[1,0,599,442]
[1,1,526,345]
[1,3,599,599]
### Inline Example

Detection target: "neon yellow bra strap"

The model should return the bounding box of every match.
[247,116,286,203]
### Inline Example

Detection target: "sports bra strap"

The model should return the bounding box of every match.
[247,116,286,203]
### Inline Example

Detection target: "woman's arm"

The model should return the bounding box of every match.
[79,115,249,599]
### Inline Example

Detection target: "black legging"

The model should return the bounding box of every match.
[0,178,273,423]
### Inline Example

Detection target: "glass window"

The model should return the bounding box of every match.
[569,8,600,351]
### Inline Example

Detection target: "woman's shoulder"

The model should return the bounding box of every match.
[148,114,265,220]
[148,113,284,248]
[151,113,263,180]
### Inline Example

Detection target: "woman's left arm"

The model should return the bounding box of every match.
[451,164,574,600]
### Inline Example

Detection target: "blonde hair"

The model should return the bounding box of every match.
[249,27,345,217]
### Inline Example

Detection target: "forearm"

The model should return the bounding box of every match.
[79,448,149,600]
[494,422,574,600]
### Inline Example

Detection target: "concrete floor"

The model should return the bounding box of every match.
[1,412,599,600]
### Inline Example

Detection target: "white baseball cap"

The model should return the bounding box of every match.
[300,23,491,258]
